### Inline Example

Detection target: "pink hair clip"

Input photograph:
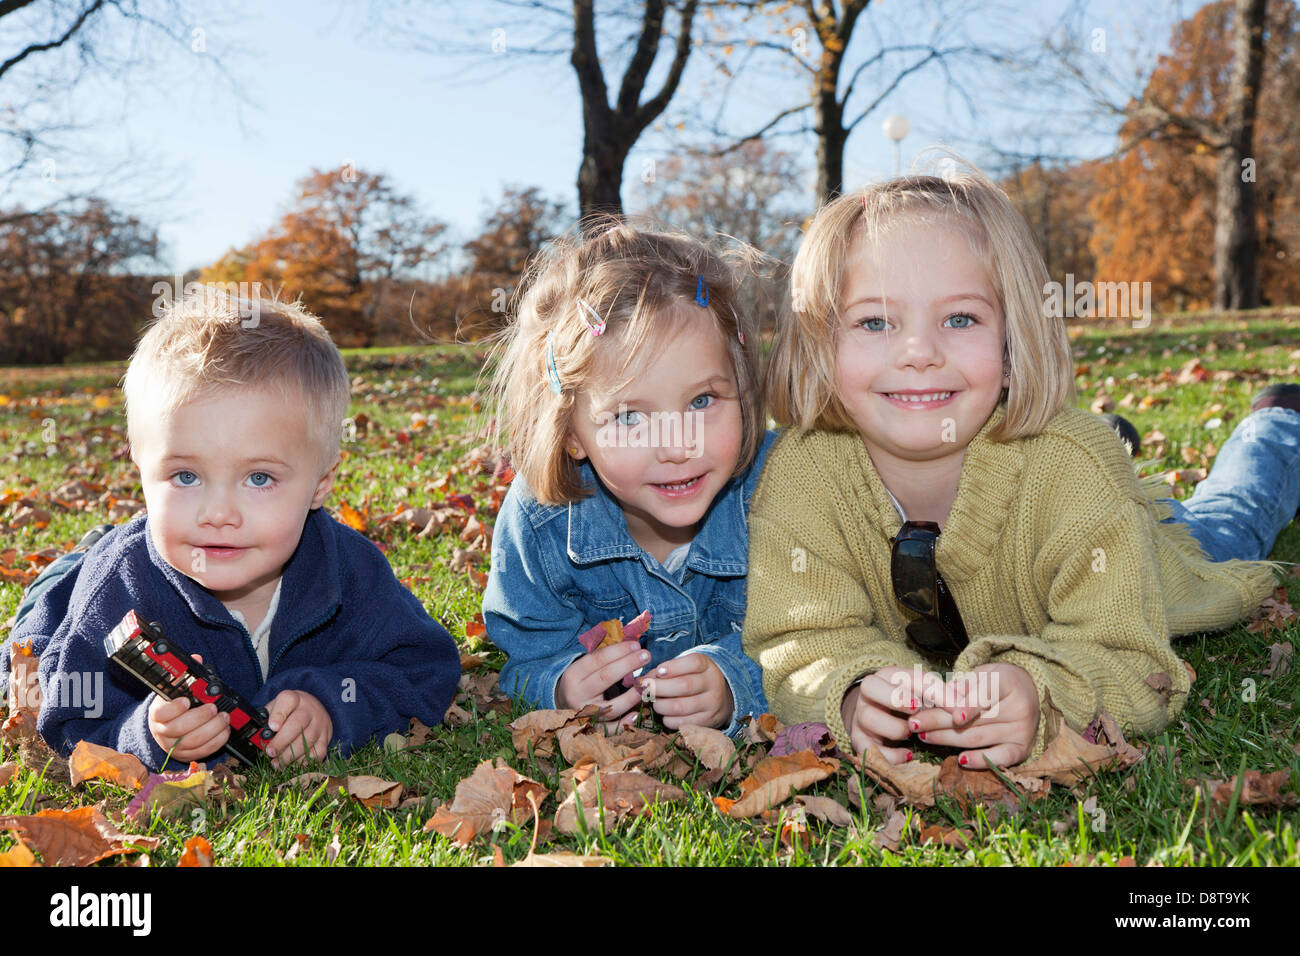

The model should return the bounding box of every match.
[577,299,606,336]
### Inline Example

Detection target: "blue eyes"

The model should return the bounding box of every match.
[168,471,275,489]
[614,395,715,425]
[856,313,979,331]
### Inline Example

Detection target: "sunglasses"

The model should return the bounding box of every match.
[890,521,969,667]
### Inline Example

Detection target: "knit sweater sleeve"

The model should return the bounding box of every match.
[742,433,924,746]
[951,419,1197,755]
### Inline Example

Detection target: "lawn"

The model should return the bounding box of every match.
[1,314,1297,867]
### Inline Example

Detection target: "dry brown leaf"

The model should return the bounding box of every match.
[425,759,549,845]
[1262,642,1293,679]
[346,776,405,810]
[68,741,148,791]
[675,725,736,772]
[793,794,853,826]
[407,717,435,746]
[934,756,1017,810]
[875,808,913,851]
[556,720,667,770]
[0,806,159,866]
[727,751,839,818]
[0,762,15,787]
[1205,770,1297,808]
[2,640,40,743]
[742,713,784,745]
[854,745,946,807]
[509,708,589,758]
[1145,672,1174,704]
[1017,710,1144,785]
[554,767,686,835]
[917,823,972,849]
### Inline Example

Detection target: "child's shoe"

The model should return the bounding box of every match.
[1099,413,1140,458]
[1251,383,1300,415]
[76,524,115,552]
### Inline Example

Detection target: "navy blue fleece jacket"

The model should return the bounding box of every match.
[4,508,459,770]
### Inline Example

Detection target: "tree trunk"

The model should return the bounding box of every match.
[570,0,697,223]
[1212,0,1268,310]
[815,90,848,204]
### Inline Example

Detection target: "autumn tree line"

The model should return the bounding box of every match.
[1,0,1297,366]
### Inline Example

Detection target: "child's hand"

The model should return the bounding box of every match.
[910,663,1040,768]
[556,643,649,728]
[147,654,231,761]
[640,654,733,730]
[265,689,333,768]
[840,665,927,763]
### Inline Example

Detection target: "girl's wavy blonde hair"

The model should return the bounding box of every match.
[769,163,1074,441]
[123,288,350,472]
[487,220,765,505]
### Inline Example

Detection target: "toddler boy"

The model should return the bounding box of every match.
[2,289,460,770]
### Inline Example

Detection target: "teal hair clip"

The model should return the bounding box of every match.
[545,330,562,395]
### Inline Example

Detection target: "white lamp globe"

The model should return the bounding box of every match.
[882,114,910,142]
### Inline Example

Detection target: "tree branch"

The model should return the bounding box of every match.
[0,0,109,81]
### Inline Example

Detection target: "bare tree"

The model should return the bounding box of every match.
[1,0,242,216]
[571,0,698,219]
[1026,0,1275,311]
[376,0,700,221]
[699,0,1000,203]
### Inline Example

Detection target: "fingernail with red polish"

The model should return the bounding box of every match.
[959,754,968,766]
[918,731,927,741]
[905,751,913,762]
[909,698,918,710]
[909,720,919,732]
[960,710,967,723]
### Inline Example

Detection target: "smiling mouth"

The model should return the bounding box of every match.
[883,391,955,404]
[652,475,704,493]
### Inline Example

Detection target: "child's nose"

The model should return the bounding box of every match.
[895,329,944,370]
[199,488,241,528]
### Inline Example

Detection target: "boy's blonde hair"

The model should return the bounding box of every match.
[488,221,765,505]
[769,164,1074,441]
[123,288,351,472]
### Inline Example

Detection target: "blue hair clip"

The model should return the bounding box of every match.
[545,330,562,395]
[695,275,709,308]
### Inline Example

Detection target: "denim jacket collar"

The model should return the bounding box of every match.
[564,464,749,577]
[144,507,343,639]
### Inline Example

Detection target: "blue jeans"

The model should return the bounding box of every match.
[1162,407,1300,562]
[13,549,86,633]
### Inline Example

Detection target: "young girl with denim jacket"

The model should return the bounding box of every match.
[483,224,776,735]
[744,167,1296,769]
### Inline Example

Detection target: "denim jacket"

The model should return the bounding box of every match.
[484,431,776,736]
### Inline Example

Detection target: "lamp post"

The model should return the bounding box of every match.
[882,114,910,176]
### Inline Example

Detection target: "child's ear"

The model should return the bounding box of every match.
[310,454,341,509]
[565,432,589,462]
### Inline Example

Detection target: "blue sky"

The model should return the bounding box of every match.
[10,0,1191,273]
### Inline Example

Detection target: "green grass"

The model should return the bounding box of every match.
[1,319,1298,867]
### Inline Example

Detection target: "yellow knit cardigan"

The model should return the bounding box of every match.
[742,406,1279,758]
